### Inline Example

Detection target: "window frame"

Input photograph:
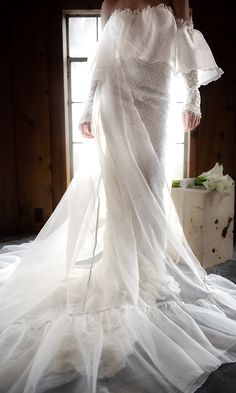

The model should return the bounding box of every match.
[64,10,101,179]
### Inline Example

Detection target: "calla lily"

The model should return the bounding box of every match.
[198,163,234,194]
[172,162,235,194]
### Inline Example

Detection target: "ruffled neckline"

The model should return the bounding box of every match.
[110,3,193,28]
[112,2,174,16]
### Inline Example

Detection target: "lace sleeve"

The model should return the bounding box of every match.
[182,70,201,116]
[174,19,223,86]
[175,18,201,116]
[79,80,99,126]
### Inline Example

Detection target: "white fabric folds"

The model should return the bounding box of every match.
[88,3,223,85]
[0,4,235,393]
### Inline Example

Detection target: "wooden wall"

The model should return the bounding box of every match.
[189,0,236,178]
[0,0,235,235]
[0,1,53,234]
[189,0,236,240]
[0,0,102,235]
[0,14,18,233]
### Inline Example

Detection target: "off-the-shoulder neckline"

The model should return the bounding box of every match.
[108,3,193,29]
[111,2,173,17]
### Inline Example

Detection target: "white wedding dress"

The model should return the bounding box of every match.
[1,4,236,393]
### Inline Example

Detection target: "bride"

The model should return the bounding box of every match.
[1,1,236,392]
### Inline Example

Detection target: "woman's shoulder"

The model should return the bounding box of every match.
[101,0,117,20]
[101,1,118,28]
[101,0,118,13]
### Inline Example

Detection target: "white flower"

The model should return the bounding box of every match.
[216,175,235,193]
[201,177,218,191]
[198,163,234,194]
[199,162,223,178]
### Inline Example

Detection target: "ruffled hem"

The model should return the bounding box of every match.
[1,273,236,393]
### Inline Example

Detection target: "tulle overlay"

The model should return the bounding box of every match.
[0,4,235,393]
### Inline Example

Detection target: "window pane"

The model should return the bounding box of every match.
[98,18,102,39]
[170,73,186,144]
[173,104,185,143]
[73,142,98,176]
[172,144,184,179]
[71,62,89,102]
[72,103,85,143]
[69,17,97,57]
[73,143,84,175]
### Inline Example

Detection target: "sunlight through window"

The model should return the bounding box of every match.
[67,14,101,176]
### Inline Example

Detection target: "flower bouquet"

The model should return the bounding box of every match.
[172,163,235,194]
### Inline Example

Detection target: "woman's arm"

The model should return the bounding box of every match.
[171,0,201,132]
[79,1,114,138]
[171,0,190,21]
[78,80,99,138]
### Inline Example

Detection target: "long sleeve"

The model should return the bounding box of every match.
[79,79,99,127]
[172,19,202,117]
[182,70,201,116]
[174,18,202,117]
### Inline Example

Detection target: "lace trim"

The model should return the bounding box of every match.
[112,3,174,17]
[182,70,201,115]
[79,79,99,127]
[112,3,193,29]
[183,108,202,117]
[176,17,194,29]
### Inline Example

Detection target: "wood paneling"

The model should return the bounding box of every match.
[0,0,102,234]
[13,2,53,232]
[189,0,236,238]
[0,1,53,234]
[48,1,69,208]
[0,17,18,232]
[189,0,236,177]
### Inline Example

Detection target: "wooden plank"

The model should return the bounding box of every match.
[190,0,236,240]
[187,129,198,178]
[12,1,53,232]
[0,18,18,234]
[48,1,70,207]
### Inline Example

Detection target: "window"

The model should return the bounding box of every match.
[65,11,187,179]
[66,12,101,176]
[169,99,188,180]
